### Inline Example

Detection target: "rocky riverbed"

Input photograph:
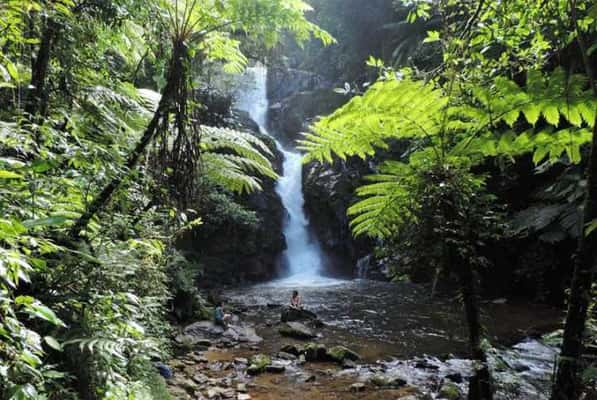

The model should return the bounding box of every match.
[166,279,562,399]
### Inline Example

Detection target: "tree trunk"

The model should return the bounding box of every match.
[26,17,58,117]
[455,262,494,400]
[551,118,597,400]
[69,40,188,239]
[551,4,597,398]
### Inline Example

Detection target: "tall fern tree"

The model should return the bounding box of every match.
[69,0,334,238]
[301,61,595,398]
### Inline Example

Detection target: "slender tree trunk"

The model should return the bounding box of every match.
[442,186,493,400]
[69,40,188,239]
[551,4,597,398]
[552,118,597,400]
[455,261,493,400]
[26,17,58,117]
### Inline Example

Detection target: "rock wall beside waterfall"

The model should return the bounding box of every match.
[176,92,286,285]
[302,158,373,271]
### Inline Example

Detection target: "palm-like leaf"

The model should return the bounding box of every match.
[299,77,447,162]
[200,125,278,193]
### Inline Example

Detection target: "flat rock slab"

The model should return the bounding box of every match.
[183,321,262,343]
[184,321,225,337]
[278,322,316,339]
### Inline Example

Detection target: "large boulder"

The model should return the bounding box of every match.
[278,322,316,339]
[280,307,319,323]
[326,345,361,363]
[183,320,225,337]
[304,343,329,362]
[222,325,263,343]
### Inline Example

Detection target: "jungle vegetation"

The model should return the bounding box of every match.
[302,0,597,399]
[1,0,597,399]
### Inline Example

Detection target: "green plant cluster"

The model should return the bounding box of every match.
[0,0,332,399]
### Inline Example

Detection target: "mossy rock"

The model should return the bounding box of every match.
[438,382,462,400]
[304,343,328,362]
[247,354,271,375]
[326,345,361,363]
[369,374,407,387]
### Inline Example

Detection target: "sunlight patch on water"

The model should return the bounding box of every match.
[265,274,346,288]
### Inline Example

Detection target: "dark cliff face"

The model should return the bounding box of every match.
[176,99,286,285]
[302,158,374,274]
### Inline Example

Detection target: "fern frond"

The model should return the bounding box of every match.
[347,161,416,238]
[201,152,264,194]
[200,125,278,192]
[300,77,447,163]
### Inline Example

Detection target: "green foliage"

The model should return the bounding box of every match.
[0,0,332,398]
[302,67,595,239]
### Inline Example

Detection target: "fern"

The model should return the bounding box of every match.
[300,76,447,163]
[303,68,596,239]
[347,161,416,238]
[200,125,278,194]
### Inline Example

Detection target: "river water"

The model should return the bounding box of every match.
[232,66,563,399]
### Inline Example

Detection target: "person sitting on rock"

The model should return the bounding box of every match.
[214,301,231,328]
[290,290,303,310]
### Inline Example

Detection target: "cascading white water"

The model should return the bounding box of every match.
[236,65,326,283]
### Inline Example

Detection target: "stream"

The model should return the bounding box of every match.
[169,66,565,399]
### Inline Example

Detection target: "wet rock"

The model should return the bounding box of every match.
[190,352,209,363]
[280,306,319,323]
[236,383,247,392]
[415,359,440,370]
[304,343,328,362]
[369,375,407,387]
[265,363,286,373]
[247,354,272,375]
[350,382,366,392]
[278,322,316,339]
[169,359,186,370]
[445,373,463,383]
[326,345,361,363]
[192,373,209,384]
[174,377,199,394]
[184,321,225,337]
[342,359,357,369]
[223,325,263,343]
[280,344,301,356]
[438,382,462,400]
[302,158,375,272]
[304,374,316,383]
[277,351,297,360]
[175,334,201,348]
[168,386,193,400]
[234,357,248,365]
[207,387,235,399]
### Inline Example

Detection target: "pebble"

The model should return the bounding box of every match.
[350,382,366,392]
[236,383,247,392]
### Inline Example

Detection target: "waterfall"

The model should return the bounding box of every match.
[237,65,326,282]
